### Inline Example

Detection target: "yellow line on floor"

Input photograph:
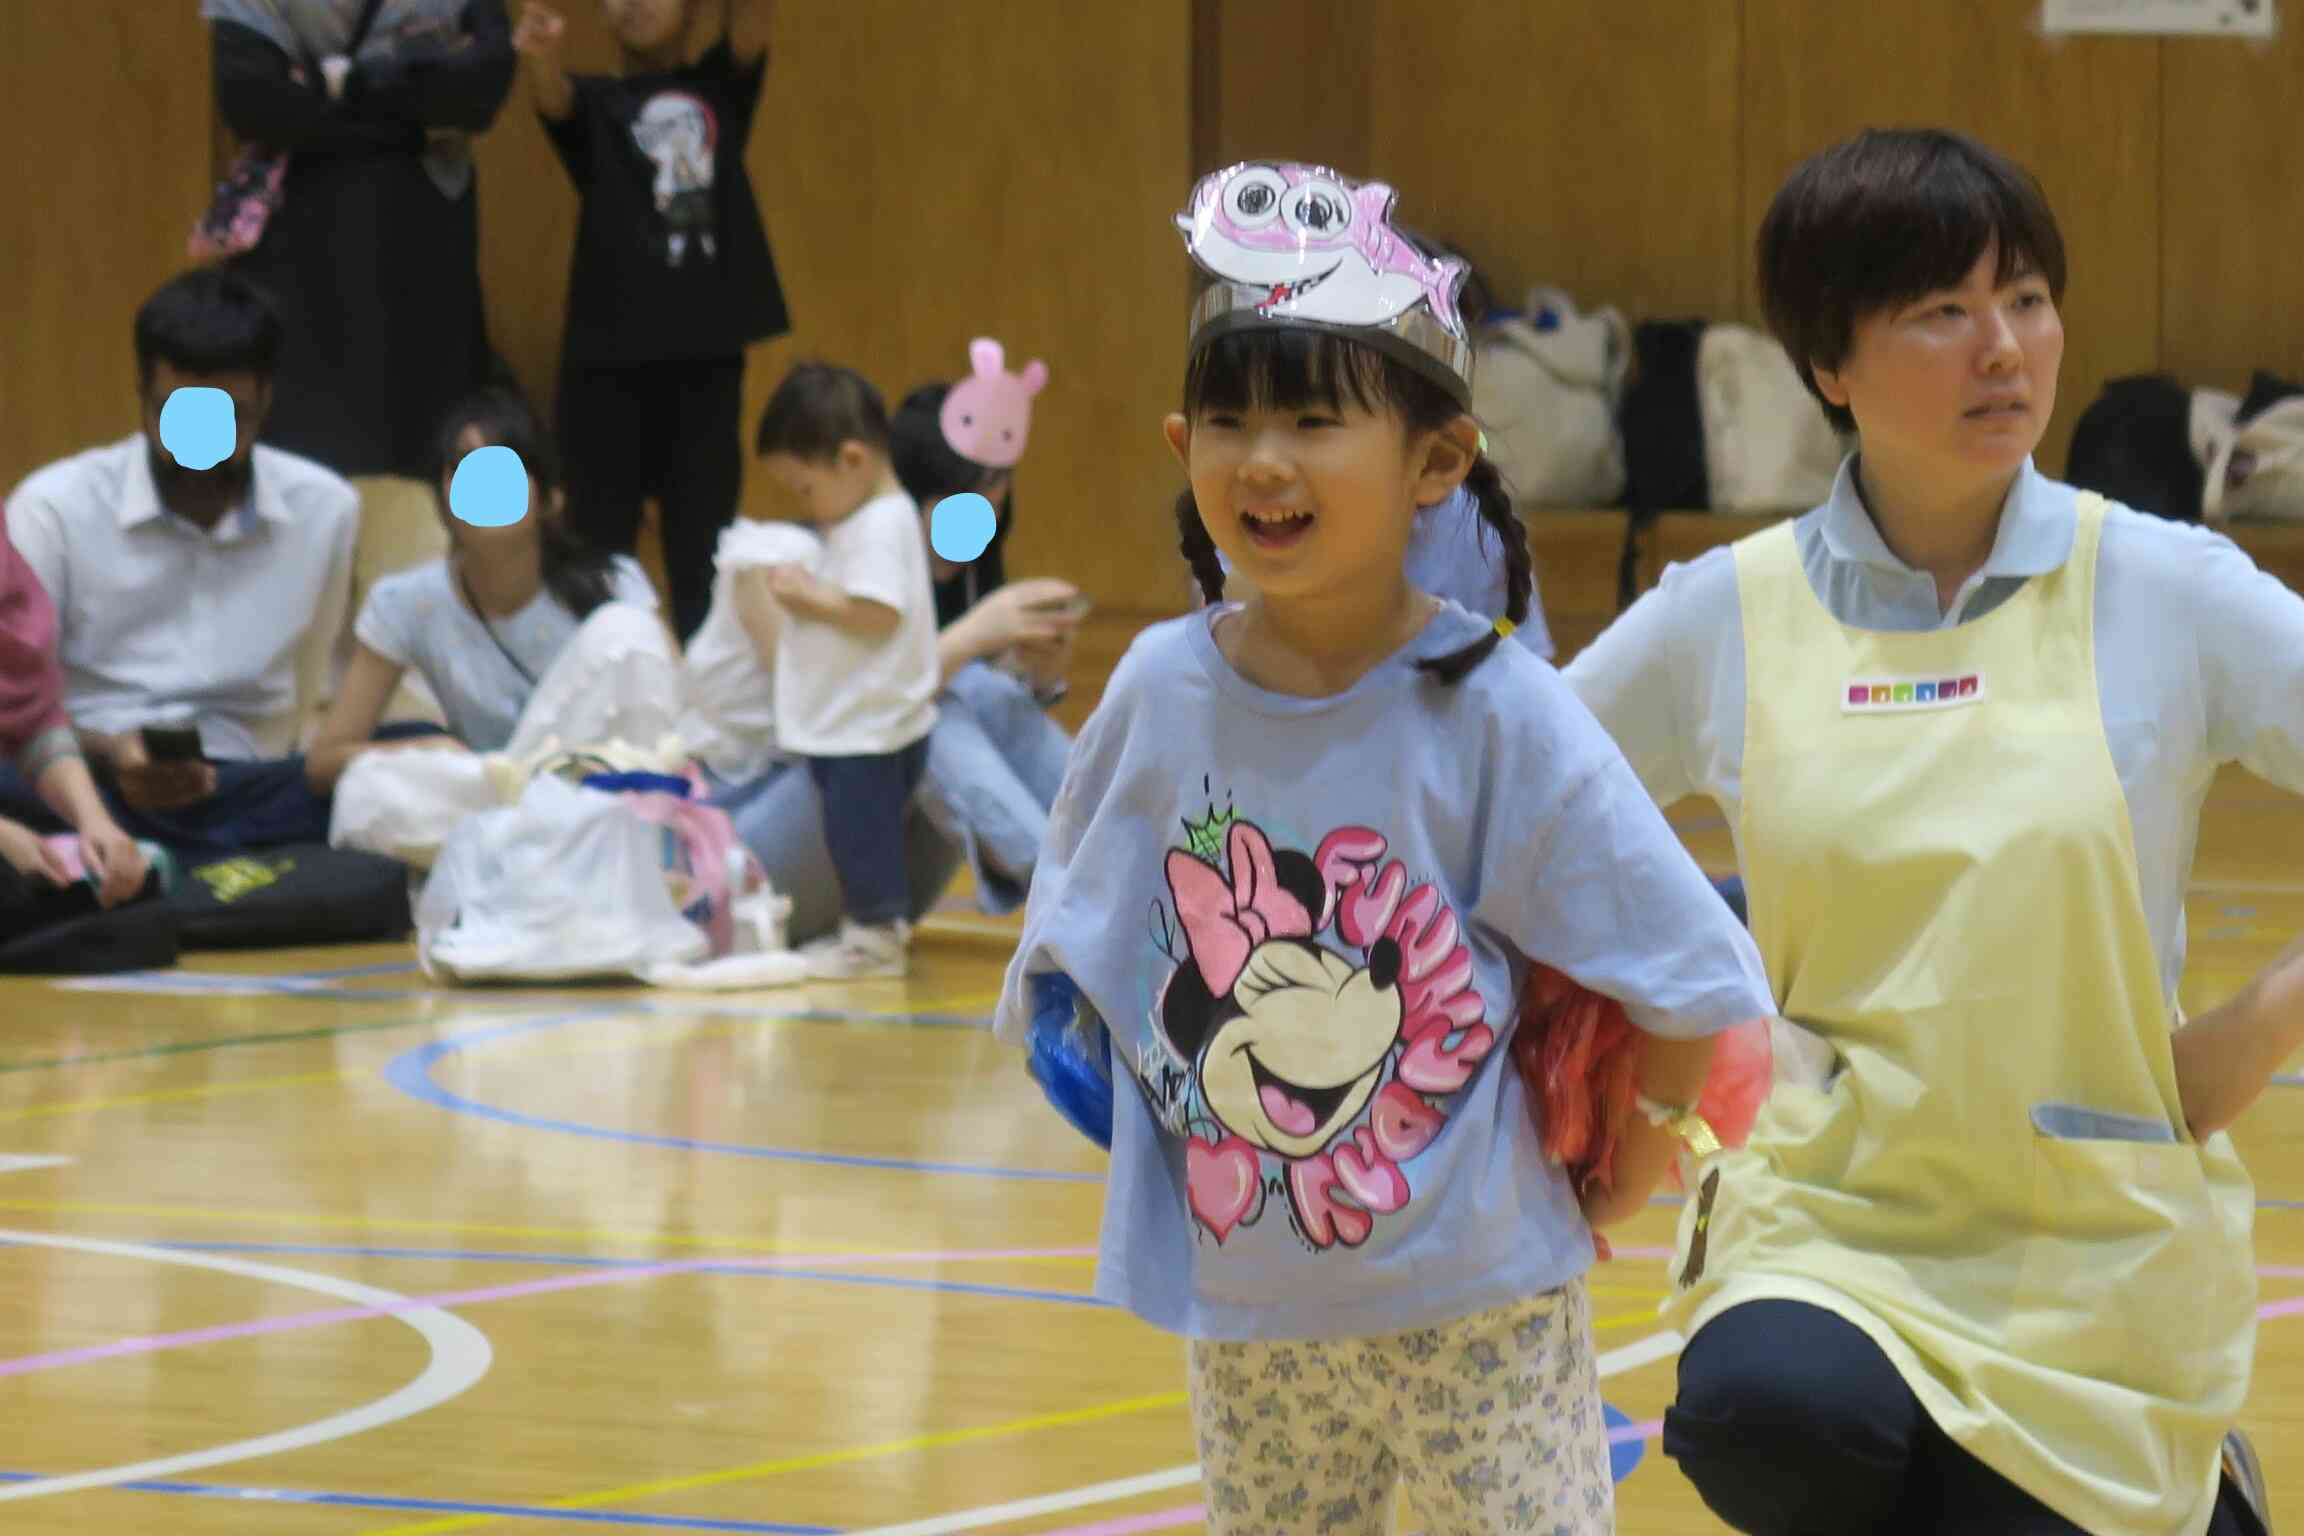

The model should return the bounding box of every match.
[1592,1309,1664,1332]
[0,1197,1097,1264]
[0,1071,345,1121]
[358,1389,1190,1536]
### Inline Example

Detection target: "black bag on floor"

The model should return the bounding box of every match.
[0,864,178,974]
[1617,319,1711,605]
[2066,374,2205,523]
[161,844,413,950]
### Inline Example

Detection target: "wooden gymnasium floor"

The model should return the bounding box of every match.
[0,646,2297,1534]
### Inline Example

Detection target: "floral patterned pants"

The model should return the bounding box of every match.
[1187,1282,1612,1535]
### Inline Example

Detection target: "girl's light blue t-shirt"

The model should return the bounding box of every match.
[993,603,1772,1340]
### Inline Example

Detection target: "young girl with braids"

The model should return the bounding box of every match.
[992,162,1774,1536]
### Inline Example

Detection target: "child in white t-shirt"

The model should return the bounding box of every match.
[741,362,939,978]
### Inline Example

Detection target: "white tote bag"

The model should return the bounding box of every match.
[1473,286,1630,508]
[2203,396,2304,524]
[1697,324,1853,514]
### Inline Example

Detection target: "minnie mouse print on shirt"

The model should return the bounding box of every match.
[1144,798,1497,1253]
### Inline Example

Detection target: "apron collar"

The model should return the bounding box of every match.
[1818,454,2077,581]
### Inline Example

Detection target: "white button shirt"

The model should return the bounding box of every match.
[4,434,359,760]
[1564,456,2304,1001]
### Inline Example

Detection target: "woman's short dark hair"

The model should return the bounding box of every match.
[1758,128,2067,433]
[133,269,284,390]
[755,361,890,461]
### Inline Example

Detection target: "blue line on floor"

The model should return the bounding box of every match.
[281,961,424,981]
[0,1471,833,1531]
[385,1004,1097,1184]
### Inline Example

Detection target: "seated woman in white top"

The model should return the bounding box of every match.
[307,388,677,796]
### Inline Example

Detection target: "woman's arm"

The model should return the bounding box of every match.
[1560,566,1713,809]
[937,604,1005,687]
[512,2,575,120]
[2174,934,2304,1139]
[33,749,109,831]
[2179,533,2304,1136]
[938,580,1081,688]
[31,753,149,906]
[212,21,417,152]
[304,643,412,794]
[725,0,774,64]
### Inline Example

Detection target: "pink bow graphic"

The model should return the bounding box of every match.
[1166,823,1314,997]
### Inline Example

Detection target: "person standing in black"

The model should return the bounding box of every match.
[205,0,516,482]
[514,0,789,643]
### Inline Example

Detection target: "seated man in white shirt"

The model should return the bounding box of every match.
[0,270,357,858]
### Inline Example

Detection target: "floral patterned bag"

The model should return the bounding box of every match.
[188,0,389,263]
[188,146,290,263]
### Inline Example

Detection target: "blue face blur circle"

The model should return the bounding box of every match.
[449,446,530,527]
[929,492,997,563]
[158,387,236,471]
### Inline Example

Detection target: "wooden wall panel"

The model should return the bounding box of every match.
[756,0,1190,611]
[1739,1,2161,476]
[1203,0,1372,174]
[474,1,1192,615]
[2161,25,2304,391]
[0,4,214,497]
[11,0,2303,632]
[1366,0,1743,322]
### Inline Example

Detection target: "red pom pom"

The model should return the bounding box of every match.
[1514,965,1775,1199]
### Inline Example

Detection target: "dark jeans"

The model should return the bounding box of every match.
[806,739,931,927]
[557,354,745,643]
[0,757,331,864]
[1666,1299,2256,1535]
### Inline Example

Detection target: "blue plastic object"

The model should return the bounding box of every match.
[1025,971,1114,1150]
[575,770,692,797]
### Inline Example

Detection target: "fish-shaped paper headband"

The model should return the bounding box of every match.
[940,338,1047,470]
[1175,161,1474,407]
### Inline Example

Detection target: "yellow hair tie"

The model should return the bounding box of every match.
[1494,617,1516,639]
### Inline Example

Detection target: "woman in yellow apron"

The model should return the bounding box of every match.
[1565,128,2304,1535]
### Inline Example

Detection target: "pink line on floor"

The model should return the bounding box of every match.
[0,1245,1095,1380]
[1034,1508,1205,1536]
[1611,1417,1664,1445]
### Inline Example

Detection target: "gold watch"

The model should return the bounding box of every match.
[1636,1094,1721,1160]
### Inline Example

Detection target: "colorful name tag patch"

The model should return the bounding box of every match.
[1841,673,1986,713]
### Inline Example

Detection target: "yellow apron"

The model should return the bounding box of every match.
[1665,495,2257,1535]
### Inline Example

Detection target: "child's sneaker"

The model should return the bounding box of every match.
[799,919,911,980]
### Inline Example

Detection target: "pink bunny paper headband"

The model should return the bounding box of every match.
[940,338,1048,470]
[1176,161,1475,408]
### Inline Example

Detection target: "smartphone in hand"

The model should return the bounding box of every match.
[140,724,205,763]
